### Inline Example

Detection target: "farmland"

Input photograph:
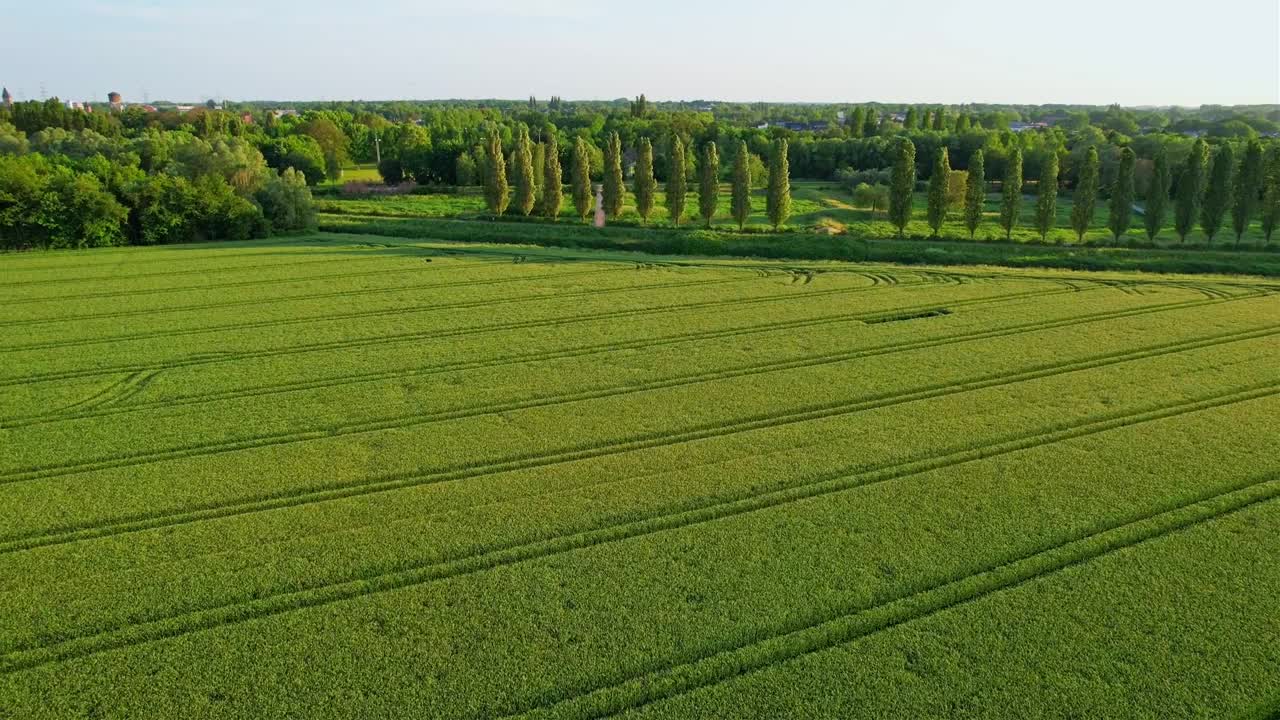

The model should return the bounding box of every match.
[1,234,1279,719]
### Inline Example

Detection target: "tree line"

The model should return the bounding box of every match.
[477,124,795,229]
[887,136,1280,244]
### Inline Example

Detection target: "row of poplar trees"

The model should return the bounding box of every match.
[483,129,794,229]
[894,137,1279,244]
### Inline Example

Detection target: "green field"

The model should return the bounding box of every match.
[1,235,1279,719]
[316,180,1278,247]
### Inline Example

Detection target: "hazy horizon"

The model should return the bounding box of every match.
[4,0,1278,107]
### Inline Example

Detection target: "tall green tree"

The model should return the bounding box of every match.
[849,107,866,139]
[925,146,950,237]
[666,135,687,225]
[541,130,562,220]
[483,133,509,216]
[1035,151,1058,241]
[964,149,985,238]
[999,147,1023,240]
[731,140,751,230]
[1108,147,1135,241]
[1070,146,1099,242]
[1144,147,1171,241]
[862,108,879,138]
[920,109,932,132]
[766,139,791,230]
[1174,138,1208,242]
[513,127,536,217]
[1231,139,1264,244]
[932,107,946,131]
[1263,147,1280,244]
[888,137,916,237]
[698,141,720,227]
[1200,144,1233,243]
[634,137,656,224]
[603,131,624,218]
[570,136,592,221]
[903,107,918,131]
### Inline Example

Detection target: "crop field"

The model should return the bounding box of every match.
[1,234,1279,719]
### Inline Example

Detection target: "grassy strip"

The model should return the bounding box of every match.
[317,214,1280,277]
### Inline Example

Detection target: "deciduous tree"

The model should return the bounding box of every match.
[926,147,950,237]
[666,135,687,225]
[483,134,509,215]
[888,137,916,237]
[999,147,1023,240]
[513,127,536,216]
[1070,146,1099,242]
[731,140,751,230]
[1108,147,1135,240]
[766,139,791,230]
[1200,144,1233,243]
[1231,139,1264,244]
[1263,147,1280,244]
[699,141,719,227]
[634,137,656,224]
[603,132,624,218]
[964,150,985,238]
[1174,138,1208,242]
[1144,147,1171,241]
[542,130,562,220]
[1035,151,1058,241]
[570,136,592,221]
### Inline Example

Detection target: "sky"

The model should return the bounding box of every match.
[3,0,1278,106]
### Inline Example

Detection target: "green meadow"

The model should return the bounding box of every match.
[1,234,1278,719]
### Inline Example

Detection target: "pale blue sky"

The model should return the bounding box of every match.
[3,0,1278,105]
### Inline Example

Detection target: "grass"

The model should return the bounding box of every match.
[1,235,1278,718]
[316,180,1278,248]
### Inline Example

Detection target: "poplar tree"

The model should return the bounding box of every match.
[483,134,509,216]
[532,142,546,196]
[513,127,537,216]
[603,131,624,218]
[570,136,592,221]
[999,147,1023,240]
[1108,147,1135,241]
[731,140,751,230]
[1174,138,1208,242]
[926,147,950,237]
[932,107,946,131]
[903,107,918,131]
[888,137,916,237]
[1144,148,1171,241]
[955,115,971,134]
[1200,144,1233,243]
[542,130,562,220]
[766,139,791,230]
[964,149,985,238]
[920,109,932,132]
[1263,147,1280,244]
[1035,151,1058,241]
[1231,139,1264,244]
[699,141,720,227]
[862,108,879,138]
[1070,146,1100,242]
[634,137,656,224]
[849,107,866,139]
[666,135,687,225]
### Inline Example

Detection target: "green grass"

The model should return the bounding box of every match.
[1,235,1279,718]
[315,180,1278,248]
